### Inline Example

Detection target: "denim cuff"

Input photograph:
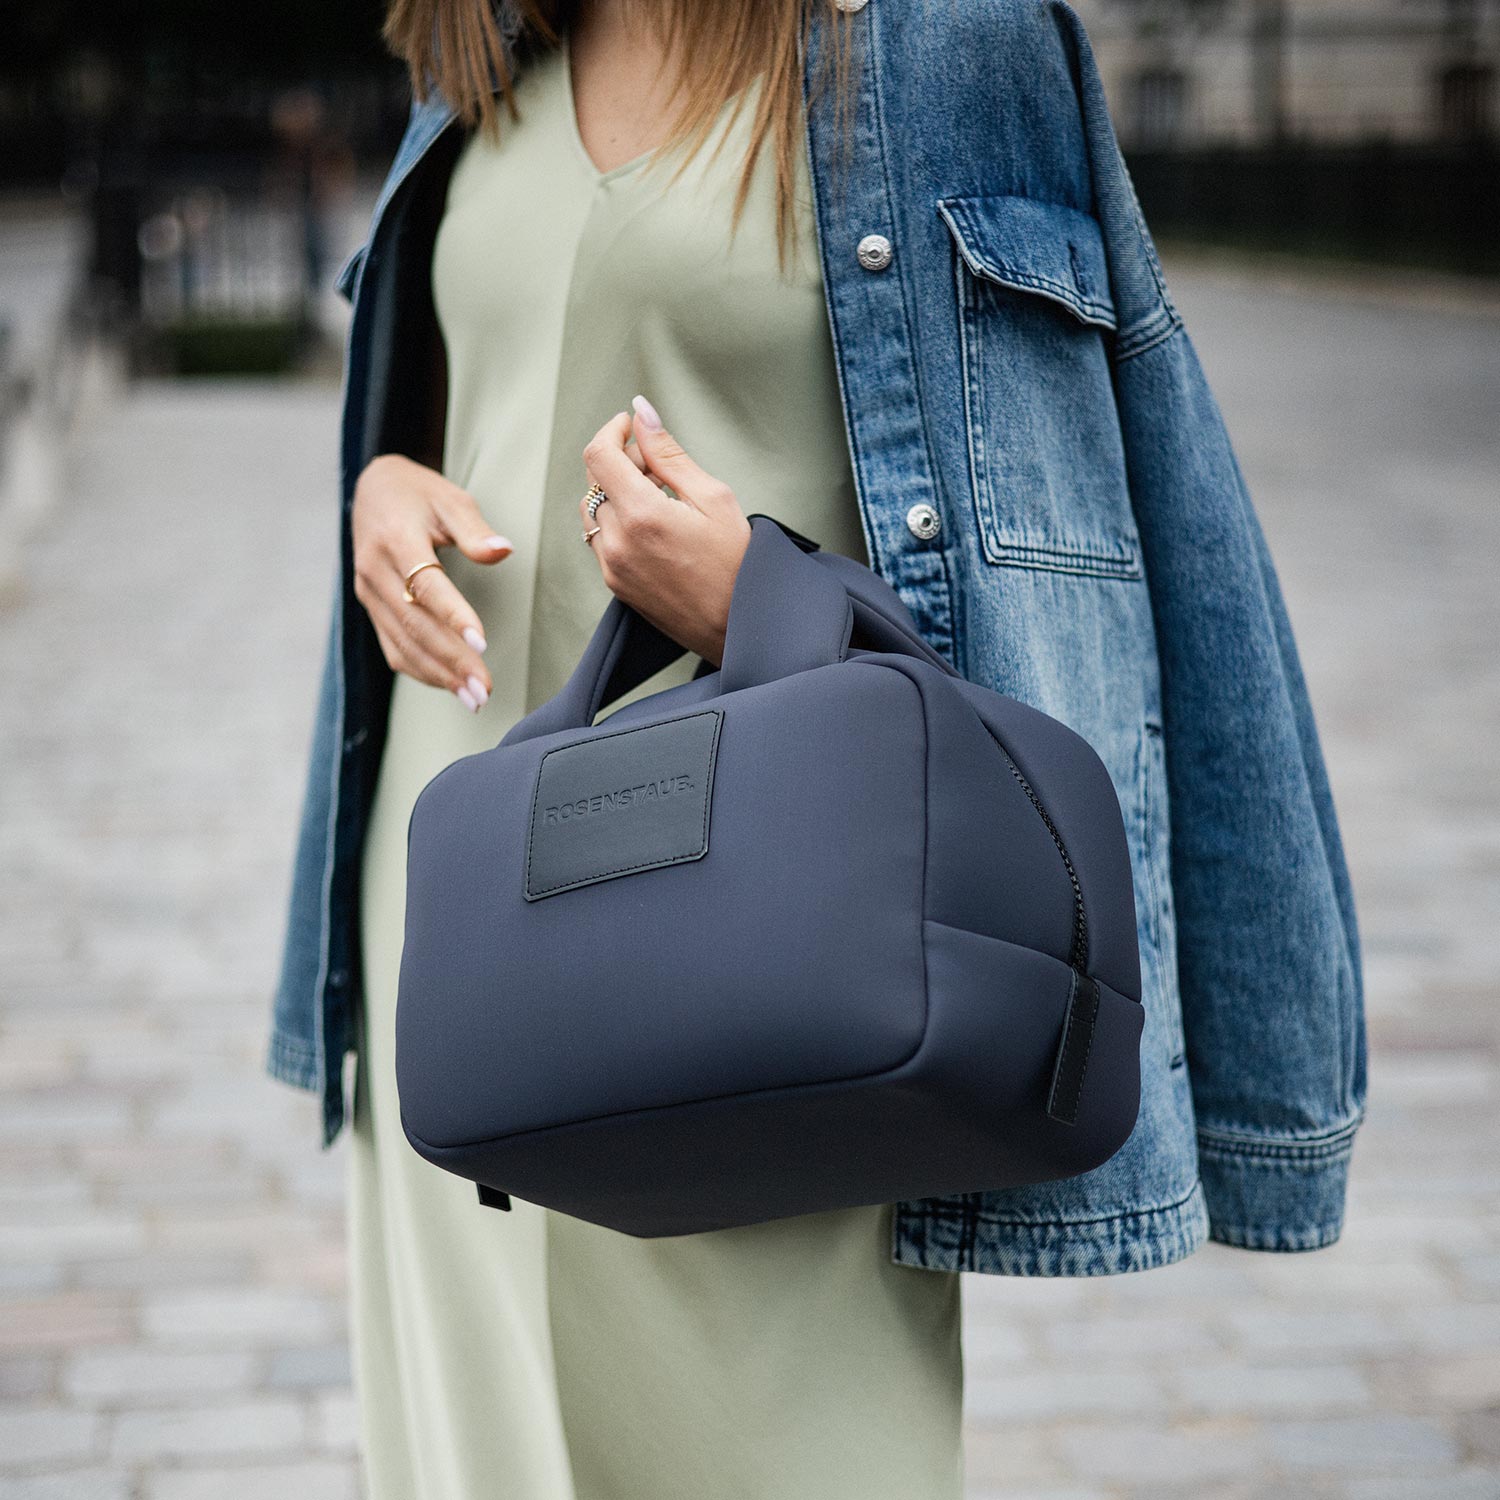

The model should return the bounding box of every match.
[265,1029,319,1094]
[1197,1119,1360,1252]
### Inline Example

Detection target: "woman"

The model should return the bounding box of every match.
[268,0,1367,1494]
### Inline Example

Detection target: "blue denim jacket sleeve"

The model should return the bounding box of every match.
[267,579,350,1140]
[1056,2,1366,1249]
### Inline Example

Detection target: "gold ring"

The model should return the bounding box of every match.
[402,559,444,604]
[584,483,607,521]
[582,526,603,545]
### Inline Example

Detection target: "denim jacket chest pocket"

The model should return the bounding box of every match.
[938,194,1142,582]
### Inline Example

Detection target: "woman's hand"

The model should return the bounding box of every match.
[351,454,514,713]
[579,396,751,667]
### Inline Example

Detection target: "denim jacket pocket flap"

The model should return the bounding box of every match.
[937,195,1117,332]
[334,243,368,304]
[936,193,1136,578]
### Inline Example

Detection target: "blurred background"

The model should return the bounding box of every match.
[0,1,1496,1497]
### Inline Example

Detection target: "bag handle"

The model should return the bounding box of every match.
[500,515,955,747]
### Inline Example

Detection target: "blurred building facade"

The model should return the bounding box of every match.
[1074,0,1500,147]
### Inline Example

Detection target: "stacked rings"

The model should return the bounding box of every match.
[585,483,607,520]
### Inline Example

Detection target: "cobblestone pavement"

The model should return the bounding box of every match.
[1,262,1497,1499]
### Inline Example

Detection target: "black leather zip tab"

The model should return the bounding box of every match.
[1046,969,1101,1125]
[476,1184,512,1211]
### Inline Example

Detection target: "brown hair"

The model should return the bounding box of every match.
[381,0,854,265]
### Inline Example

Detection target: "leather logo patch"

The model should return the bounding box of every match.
[524,710,723,900]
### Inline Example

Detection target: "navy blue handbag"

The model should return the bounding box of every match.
[395,515,1143,1236]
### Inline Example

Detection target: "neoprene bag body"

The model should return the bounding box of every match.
[395,515,1144,1237]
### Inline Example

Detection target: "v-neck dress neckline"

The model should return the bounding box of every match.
[559,37,657,183]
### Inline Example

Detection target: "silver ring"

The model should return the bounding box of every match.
[585,483,607,521]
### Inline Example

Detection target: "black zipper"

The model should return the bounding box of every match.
[997,750,1089,974]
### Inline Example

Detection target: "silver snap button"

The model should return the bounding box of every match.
[856,233,893,272]
[906,503,941,541]
[833,0,870,11]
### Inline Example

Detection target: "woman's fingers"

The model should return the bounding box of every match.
[399,555,492,658]
[351,454,513,685]
[428,475,515,565]
[622,436,666,486]
[576,405,748,670]
[396,581,493,700]
[580,411,665,522]
[365,590,492,712]
[352,506,492,704]
[628,394,736,514]
[365,593,464,693]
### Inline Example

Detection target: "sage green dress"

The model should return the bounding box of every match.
[348,43,964,1500]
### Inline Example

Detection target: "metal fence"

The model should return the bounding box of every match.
[82,147,343,375]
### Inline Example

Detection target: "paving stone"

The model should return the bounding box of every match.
[0,1405,101,1466]
[1168,1363,1374,1417]
[0,1095,131,1145]
[1419,1356,1500,1413]
[0,1357,56,1400]
[968,1489,1115,1500]
[1223,1309,1411,1356]
[311,1390,359,1455]
[140,1289,336,1347]
[0,1179,90,1213]
[961,1426,1067,1489]
[963,1276,1094,1318]
[108,1397,305,1461]
[0,1472,131,1500]
[1061,1419,1268,1486]
[1242,1253,1451,1305]
[63,1349,257,1404]
[0,1296,133,1353]
[1401,1304,1500,1354]
[1453,1254,1500,1291]
[255,1240,348,1297]
[149,1209,333,1262]
[1243,1485,1341,1500]
[967,1369,1167,1423]
[1455,1407,1500,1463]
[264,1346,352,1391]
[0,1265,64,1297]
[0,1212,147,1263]
[72,1252,253,1293]
[1266,1415,1461,1472]
[144,1461,357,1500]
[1106,1253,1260,1304]
[1340,1472,1500,1500]
[1352,1212,1494,1254]
[1039,1315,1221,1360]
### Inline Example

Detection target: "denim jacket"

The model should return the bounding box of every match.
[268,0,1367,1275]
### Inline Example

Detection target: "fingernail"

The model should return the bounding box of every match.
[631,394,662,431]
[483,534,513,553]
[456,685,478,713]
[466,674,489,709]
[463,626,488,653]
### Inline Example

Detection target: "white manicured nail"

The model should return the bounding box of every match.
[456,685,478,713]
[631,394,662,431]
[483,534,513,553]
[463,627,488,653]
[466,675,489,708]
